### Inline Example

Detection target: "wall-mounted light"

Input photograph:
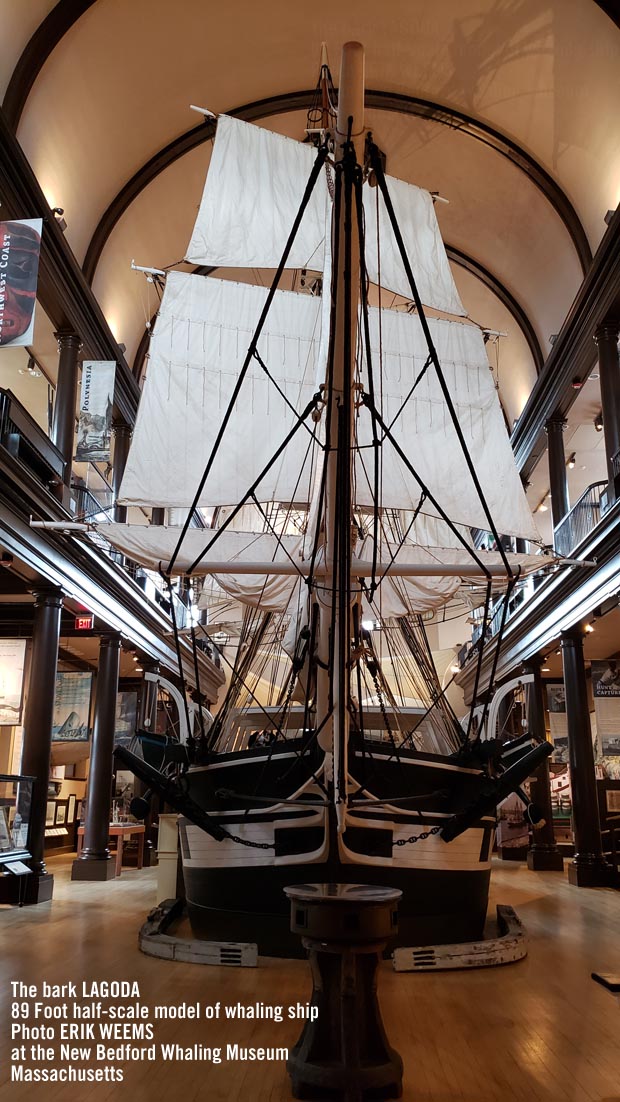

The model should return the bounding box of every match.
[536,493,550,513]
[594,412,603,432]
[585,623,594,634]
[568,453,576,469]
[52,207,67,232]
[542,666,550,672]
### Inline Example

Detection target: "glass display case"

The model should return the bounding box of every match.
[0,773,33,864]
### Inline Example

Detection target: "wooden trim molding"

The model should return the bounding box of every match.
[2,0,98,129]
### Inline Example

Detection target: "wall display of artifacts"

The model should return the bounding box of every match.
[591,661,620,757]
[52,672,92,741]
[0,639,27,725]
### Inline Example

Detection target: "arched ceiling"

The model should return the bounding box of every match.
[3,0,620,423]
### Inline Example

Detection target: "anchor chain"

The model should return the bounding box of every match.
[393,825,442,847]
[221,830,274,850]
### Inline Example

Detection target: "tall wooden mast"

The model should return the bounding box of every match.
[315,42,365,831]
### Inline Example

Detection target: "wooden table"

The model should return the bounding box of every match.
[77,824,145,876]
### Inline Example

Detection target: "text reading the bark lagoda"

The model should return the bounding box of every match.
[7,981,318,1082]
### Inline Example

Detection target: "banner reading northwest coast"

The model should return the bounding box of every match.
[0,219,43,347]
[74,359,116,462]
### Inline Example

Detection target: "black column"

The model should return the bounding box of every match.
[594,322,620,502]
[51,331,81,504]
[72,634,121,881]
[525,656,564,871]
[545,416,569,536]
[112,420,131,523]
[560,627,611,887]
[19,587,63,903]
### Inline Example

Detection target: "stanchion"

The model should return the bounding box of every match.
[284,883,403,1101]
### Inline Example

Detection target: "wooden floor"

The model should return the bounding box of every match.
[1,856,619,1101]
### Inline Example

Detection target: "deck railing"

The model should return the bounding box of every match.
[553,482,608,556]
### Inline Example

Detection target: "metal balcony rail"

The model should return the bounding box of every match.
[553,482,608,556]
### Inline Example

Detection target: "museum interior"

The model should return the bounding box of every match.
[1,3,620,1100]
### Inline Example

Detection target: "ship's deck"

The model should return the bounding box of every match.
[0,856,618,1101]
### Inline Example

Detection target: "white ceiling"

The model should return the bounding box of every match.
[2,0,620,515]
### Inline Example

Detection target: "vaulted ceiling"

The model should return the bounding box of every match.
[2,0,620,433]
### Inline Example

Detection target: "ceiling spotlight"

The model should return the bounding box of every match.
[571,378,583,390]
[589,372,600,380]
[594,412,603,432]
[568,453,576,469]
[536,494,549,513]
[585,623,594,633]
[450,663,460,674]
[19,355,41,378]
[362,620,375,632]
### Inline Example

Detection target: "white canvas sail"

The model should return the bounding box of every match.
[355,306,541,541]
[118,273,321,509]
[118,271,539,541]
[185,115,465,317]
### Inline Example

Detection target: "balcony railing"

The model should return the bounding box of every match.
[553,481,608,556]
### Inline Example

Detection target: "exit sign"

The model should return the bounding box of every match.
[75,614,94,631]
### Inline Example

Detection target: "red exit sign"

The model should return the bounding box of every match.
[75,614,94,631]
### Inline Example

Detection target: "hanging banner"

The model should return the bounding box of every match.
[0,219,43,347]
[0,639,27,725]
[546,683,568,761]
[52,672,92,741]
[592,661,620,757]
[74,360,116,462]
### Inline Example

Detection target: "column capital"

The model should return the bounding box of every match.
[594,321,620,346]
[31,586,63,610]
[53,329,82,351]
[523,653,545,672]
[560,624,586,647]
[544,415,567,433]
[112,418,132,437]
[98,632,122,650]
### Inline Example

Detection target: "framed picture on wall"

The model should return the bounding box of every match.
[45,801,55,827]
[67,794,76,823]
[55,803,66,826]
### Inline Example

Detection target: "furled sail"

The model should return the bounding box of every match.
[104,520,545,617]
[118,272,539,541]
[185,114,465,317]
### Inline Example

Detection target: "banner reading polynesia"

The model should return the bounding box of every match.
[0,219,43,347]
[74,360,116,462]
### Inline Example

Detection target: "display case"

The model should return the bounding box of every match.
[0,773,34,900]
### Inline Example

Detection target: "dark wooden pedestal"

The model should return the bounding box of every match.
[284,883,403,1101]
